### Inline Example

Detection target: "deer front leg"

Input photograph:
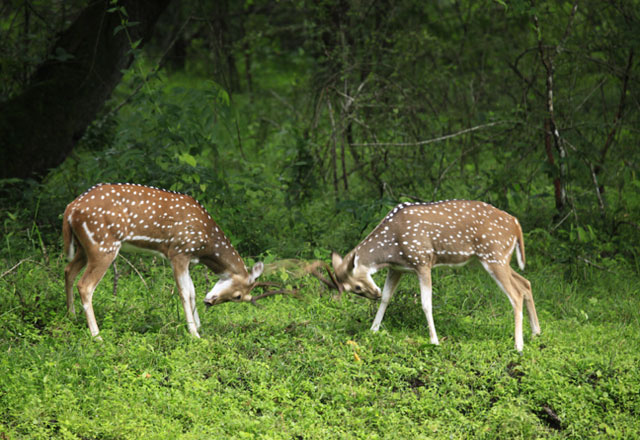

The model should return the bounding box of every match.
[417,268,439,345]
[370,269,403,332]
[171,256,201,338]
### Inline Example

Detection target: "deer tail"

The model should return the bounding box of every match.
[515,219,526,271]
[63,211,75,261]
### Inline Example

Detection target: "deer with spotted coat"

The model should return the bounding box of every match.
[329,200,540,351]
[63,183,264,339]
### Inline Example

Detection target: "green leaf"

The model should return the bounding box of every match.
[217,88,230,106]
[52,47,74,62]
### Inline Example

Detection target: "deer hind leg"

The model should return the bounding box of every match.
[370,269,403,332]
[64,246,87,317]
[191,291,201,330]
[482,262,524,352]
[76,250,118,339]
[171,256,200,338]
[511,268,540,337]
[417,268,439,345]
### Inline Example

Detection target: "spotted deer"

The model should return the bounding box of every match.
[63,183,264,339]
[330,200,540,351]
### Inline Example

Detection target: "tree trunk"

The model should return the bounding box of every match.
[0,0,171,180]
[532,5,577,217]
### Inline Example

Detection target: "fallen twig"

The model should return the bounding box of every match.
[116,254,149,290]
[579,257,615,273]
[0,258,35,279]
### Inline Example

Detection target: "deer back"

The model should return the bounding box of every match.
[64,183,246,274]
[353,200,524,270]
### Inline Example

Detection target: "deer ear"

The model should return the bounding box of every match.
[346,253,356,272]
[331,252,343,272]
[249,262,264,283]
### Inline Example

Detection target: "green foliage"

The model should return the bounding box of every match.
[0,1,91,100]
[1,254,639,438]
[2,0,639,264]
[1,1,640,436]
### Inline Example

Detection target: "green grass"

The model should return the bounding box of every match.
[1,253,639,439]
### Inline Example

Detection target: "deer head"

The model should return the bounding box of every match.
[203,262,264,306]
[331,252,381,300]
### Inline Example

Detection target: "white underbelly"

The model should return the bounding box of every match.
[120,242,167,260]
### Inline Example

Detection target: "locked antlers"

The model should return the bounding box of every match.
[250,281,299,306]
[250,259,344,305]
[248,259,344,305]
[305,260,343,294]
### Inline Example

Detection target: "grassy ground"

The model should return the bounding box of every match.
[1,253,639,439]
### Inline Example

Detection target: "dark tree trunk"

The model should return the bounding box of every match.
[0,0,171,180]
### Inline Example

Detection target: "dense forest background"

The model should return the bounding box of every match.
[1,0,639,266]
[1,2,640,438]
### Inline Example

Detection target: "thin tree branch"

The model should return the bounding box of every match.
[327,99,339,194]
[432,145,480,200]
[551,209,573,232]
[116,254,149,290]
[588,162,605,214]
[563,138,605,215]
[107,16,195,117]
[575,77,607,112]
[558,1,579,53]
[350,121,508,147]
[599,49,634,167]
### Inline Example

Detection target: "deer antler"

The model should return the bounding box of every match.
[249,282,299,306]
[305,260,343,293]
[247,259,343,306]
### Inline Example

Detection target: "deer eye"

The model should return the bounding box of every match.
[233,293,242,300]
[354,284,363,292]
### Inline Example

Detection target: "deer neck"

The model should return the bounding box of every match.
[351,224,405,272]
[201,243,248,278]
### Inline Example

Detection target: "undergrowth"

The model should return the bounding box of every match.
[2,5,639,438]
[1,249,638,439]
